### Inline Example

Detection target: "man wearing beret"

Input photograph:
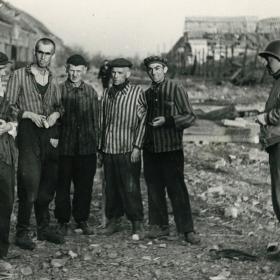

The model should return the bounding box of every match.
[99,58,146,239]
[0,52,16,264]
[5,38,64,250]
[55,54,99,235]
[142,56,200,244]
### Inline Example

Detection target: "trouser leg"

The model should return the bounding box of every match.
[163,150,194,233]
[103,154,124,220]
[0,162,14,257]
[55,156,73,223]
[72,154,97,223]
[16,120,41,235]
[35,126,59,231]
[143,150,168,227]
[269,143,280,222]
[114,153,143,222]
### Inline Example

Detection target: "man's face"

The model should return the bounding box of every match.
[267,56,280,74]
[67,64,87,84]
[0,64,8,77]
[35,42,54,68]
[147,62,167,83]
[111,67,130,85]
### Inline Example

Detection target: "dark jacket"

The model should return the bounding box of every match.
[260,77,280,149]
[59,80,99,156]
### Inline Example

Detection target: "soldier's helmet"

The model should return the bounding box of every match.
[259,40,280,61]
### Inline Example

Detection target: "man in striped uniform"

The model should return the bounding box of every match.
[143,56,200,244]
[55,54,99,235]
[0,52,16,264]
[5,38,64,250]
[99,58,146,239]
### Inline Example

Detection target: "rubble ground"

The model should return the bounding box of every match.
[3,81,280,280]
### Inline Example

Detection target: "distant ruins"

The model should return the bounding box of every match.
[167,16,280,70]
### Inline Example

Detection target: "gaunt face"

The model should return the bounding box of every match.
[35,42,55,68]
[147,62,168,83]
[111,67,130,86]
[67,64,87,84]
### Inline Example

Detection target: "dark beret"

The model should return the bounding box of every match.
[66,54,88,66]
[110,58,132,68]
[143,56,168,67]
[0,52,11,66]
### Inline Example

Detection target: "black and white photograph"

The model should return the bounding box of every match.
[0,0,280,279]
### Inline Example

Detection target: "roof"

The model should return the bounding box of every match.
[184,16,258,38]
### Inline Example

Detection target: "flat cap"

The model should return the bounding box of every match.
[66,54,88,66]
[0,52,11,66]
[143,56,168,67]
[110,58,132,68]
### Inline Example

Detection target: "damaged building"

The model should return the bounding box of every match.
[167,16,280,71]
[0,0,68,66]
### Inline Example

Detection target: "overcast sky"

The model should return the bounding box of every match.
[7,0,280,58]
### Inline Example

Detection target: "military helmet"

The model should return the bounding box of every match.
[259,40,280,61]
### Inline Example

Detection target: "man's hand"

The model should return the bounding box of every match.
[131,147,141,163]
[150,116,165,127]
[47,112,60,127]
[22,111,45,127]
[256,113,268,126]
[0,119,12,136]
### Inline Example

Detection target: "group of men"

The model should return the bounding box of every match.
[2,35,280,268]
[0,36,202,261]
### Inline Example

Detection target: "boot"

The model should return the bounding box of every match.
[77,222,94,235]
[104,218,120,235]
[146,225,169,239]
[37,227,65,244]
[132,221,145,240]
[15,231,36,250]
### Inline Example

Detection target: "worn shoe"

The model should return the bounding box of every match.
[146,225,169,239]
[58,223,72,236]
[77,222,94,235]
[184,232,201,245]
[132,221,145,240]
[15,232,36,250]
[37,228,65,244]
[104,218,121,236]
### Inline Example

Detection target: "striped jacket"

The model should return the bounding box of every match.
[99,82,147,154]
[144,79,196,153]
[59,80,99,155]
[0,96,16,166]
[4,65,63,121]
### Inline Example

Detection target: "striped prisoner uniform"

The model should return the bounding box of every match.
[55,80,99,225]
[143,78,197,234]
[100,81,146,222]
[4,64,63,236]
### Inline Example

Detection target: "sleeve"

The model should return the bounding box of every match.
[92,88,100,148]
[4,70,22,121]
[98,90,106,151]
[52,78,64,117]
[173,84,196,130]
[133,88,147,149]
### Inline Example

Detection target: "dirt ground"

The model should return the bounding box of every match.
[3,80,280,280]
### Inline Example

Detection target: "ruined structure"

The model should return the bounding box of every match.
[0,0,68,66]
[167,16,280,70]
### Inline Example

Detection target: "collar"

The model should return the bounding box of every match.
[26,64,53,78]
[151,79,167,91]
[65,79,85,91]
[109,80,130,96]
